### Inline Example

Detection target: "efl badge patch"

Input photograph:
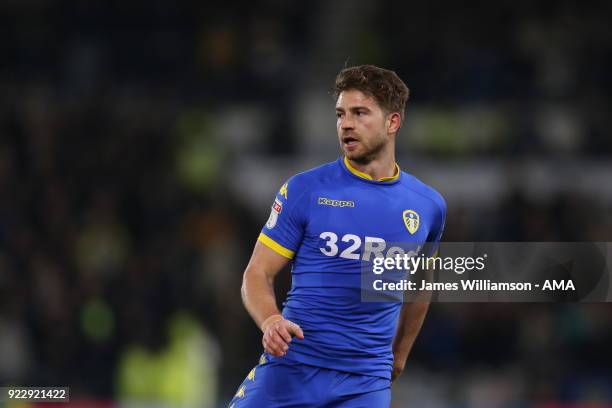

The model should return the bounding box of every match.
[266,198,283,229]
[403,210,420,234]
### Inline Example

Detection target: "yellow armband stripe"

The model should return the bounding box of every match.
[258,233,295,259]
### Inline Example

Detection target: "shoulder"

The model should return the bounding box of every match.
[284,160,340,191]
[277,160,339,205]
[400,171,447,217]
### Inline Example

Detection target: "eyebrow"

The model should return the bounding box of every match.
[335,106,371,112]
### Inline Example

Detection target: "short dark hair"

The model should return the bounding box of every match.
[333,65,410,118]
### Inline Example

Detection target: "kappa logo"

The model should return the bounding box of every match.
[403,210,420,234]
[318,197,355,208]
[247,366,256,381]
[279,182,288,199]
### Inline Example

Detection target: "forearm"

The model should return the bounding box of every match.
[241,268,282,331]
[392,300,430,361]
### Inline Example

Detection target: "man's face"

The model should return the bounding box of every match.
[336,89,390,164]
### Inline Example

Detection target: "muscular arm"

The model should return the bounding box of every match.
[391,251,438,381]
[241,241,288,327]
[241,240,304,356]
[391,299,430,381]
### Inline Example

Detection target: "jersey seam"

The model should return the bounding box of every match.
[286,176,312,233]
[269,174,312,257]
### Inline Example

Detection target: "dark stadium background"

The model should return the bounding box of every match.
[1,1,611,407]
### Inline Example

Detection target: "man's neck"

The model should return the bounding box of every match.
[345,154,399,181]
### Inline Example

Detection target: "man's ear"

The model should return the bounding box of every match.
[387,112,402,134]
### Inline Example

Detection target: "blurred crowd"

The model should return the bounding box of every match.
[1,0,611,407]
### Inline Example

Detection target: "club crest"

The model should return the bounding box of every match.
[403,210,420,234]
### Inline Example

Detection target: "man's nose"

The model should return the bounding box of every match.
[340,115,354,129]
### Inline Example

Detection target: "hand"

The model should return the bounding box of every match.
[261,315,304,357]
[391,355,406,382]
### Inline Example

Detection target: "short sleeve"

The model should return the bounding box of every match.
[425,196,447,258]
[258,178,308,259]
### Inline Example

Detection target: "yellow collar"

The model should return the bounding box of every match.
[343,157,400,182]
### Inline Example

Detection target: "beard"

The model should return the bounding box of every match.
[341,133,388,165]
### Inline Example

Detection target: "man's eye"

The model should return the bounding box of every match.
[336,113,343,118]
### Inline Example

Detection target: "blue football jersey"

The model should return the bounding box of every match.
[258,157,446,379]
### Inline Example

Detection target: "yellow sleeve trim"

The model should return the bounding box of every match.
[258,233,295,259]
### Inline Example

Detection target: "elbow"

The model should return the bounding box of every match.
[241,266,252,306]
[241,280,248,306]
[241,274,247,305]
